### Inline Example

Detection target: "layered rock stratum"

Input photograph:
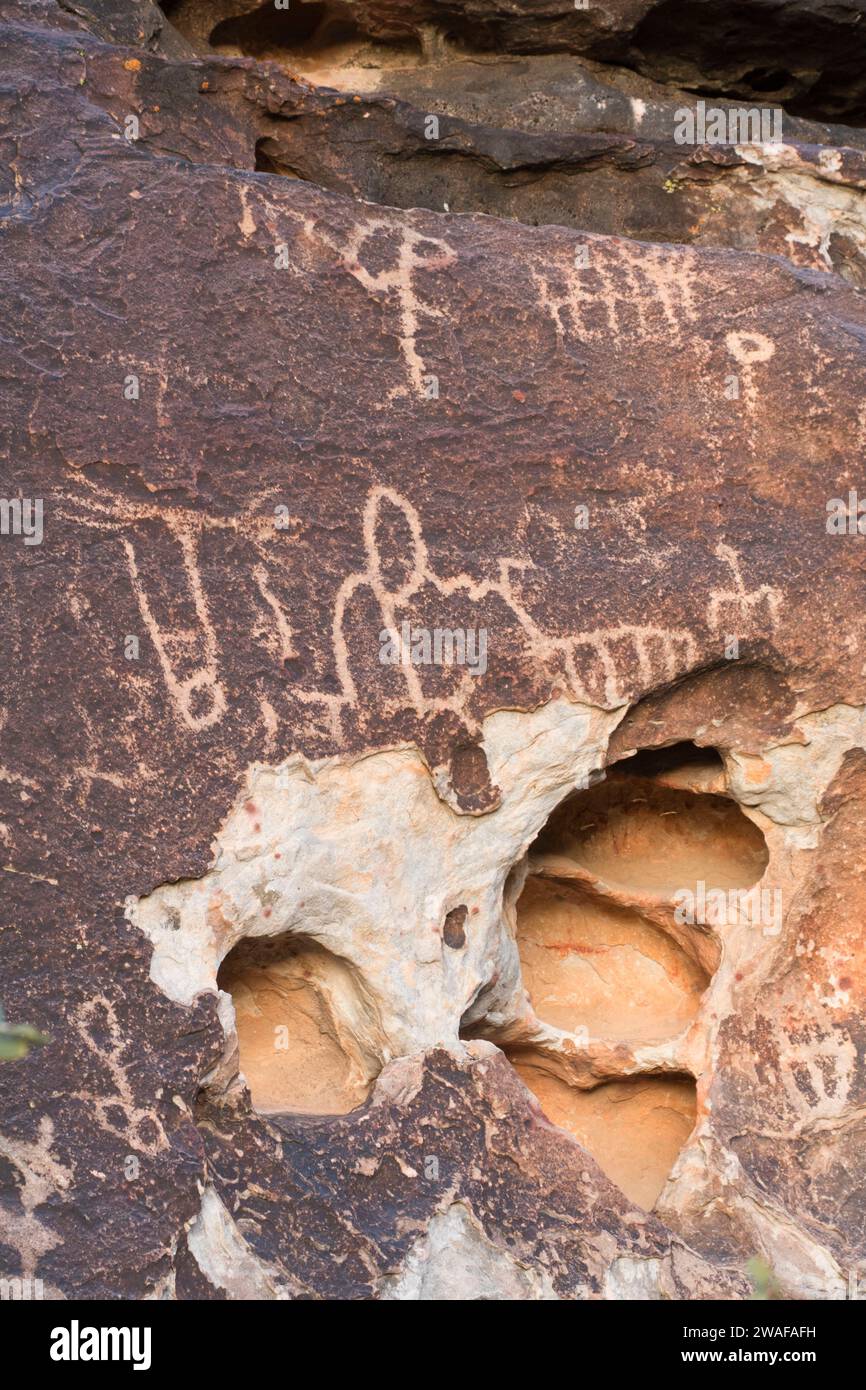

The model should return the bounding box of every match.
[1,0,865,1301]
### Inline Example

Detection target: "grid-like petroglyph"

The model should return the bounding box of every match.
[532,238,701,348]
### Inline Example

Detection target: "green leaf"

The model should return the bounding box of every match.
[0,1022,50,1059]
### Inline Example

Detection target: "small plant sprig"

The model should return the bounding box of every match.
[0,1005,49,1060]
[747,1256,782,1301]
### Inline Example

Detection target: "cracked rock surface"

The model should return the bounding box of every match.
[1,0,865,1301]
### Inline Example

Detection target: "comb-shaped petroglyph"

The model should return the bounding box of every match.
[533,238,700,347]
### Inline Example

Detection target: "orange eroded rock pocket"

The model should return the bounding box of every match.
[218,932,382,1116]
[507,743,769,1209]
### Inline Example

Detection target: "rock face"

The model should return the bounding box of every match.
[58,1,866,284]
[1,0,865,1301]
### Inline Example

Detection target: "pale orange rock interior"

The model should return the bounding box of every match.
[509,746,769,1209]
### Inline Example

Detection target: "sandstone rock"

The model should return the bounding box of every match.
[61,0,195,53]
[1,0,865,1304]
[72,6,866,283]
[166,0,866,122]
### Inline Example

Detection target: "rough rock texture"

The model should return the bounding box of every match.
[167,0,866,121]
[1,0,866,1301]
[67,2,866,283]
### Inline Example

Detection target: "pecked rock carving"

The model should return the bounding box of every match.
[1,0,866,1307]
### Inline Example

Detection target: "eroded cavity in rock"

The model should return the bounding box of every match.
[165,0,425,84]
[504,742,770,1210]
[514,878,710,1043]
[217,931,381,1114]
[513,1066,698,1212]
[532,763,768,899]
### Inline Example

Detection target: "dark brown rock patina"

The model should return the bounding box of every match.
[0,0,865,1301]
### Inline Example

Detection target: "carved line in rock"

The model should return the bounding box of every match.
[60,475,781,738]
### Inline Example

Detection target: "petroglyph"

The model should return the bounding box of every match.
[8,0,866,1308]
[708,543,781,636]
[296,489,753,733]
[340,223,456,400]
[778,1027,857,1124]
[0,1117,72,1277]
[276,203,457,397]
[533,238,699,347]
[122,528,227,733]
[237,185,257,242]
[569,625,699,707]
[69,998,168,1156]
[56,476,782,740]
[54,478,242,734]
[252,564,296,664]
[725,331,776,417]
